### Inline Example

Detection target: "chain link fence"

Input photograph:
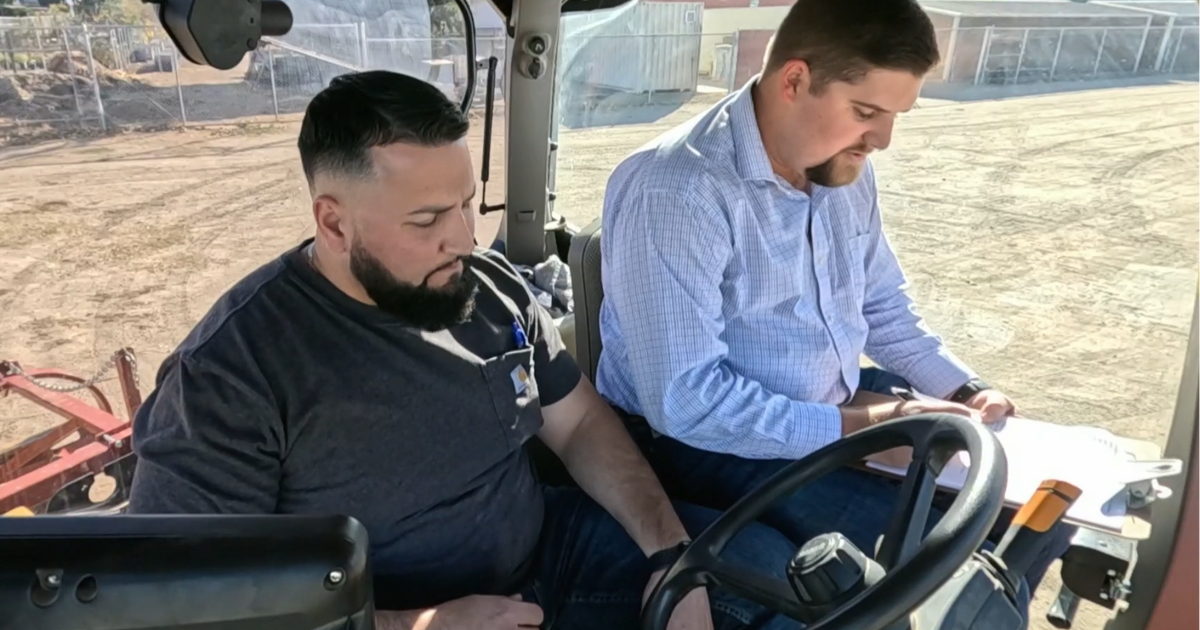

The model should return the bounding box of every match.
[1,19,1195,143]
[942,25,1199,86]
[0,21,506,142]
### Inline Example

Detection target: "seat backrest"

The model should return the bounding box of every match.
[567,218,604,383]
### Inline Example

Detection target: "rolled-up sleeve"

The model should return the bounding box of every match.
[605,187,843,460]
[859,164,976,398]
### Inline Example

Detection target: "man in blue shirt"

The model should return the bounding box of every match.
[597,0,1072,607]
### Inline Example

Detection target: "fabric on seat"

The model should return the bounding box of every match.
[567,218,604,384]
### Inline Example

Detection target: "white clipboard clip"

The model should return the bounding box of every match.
[1105,459,1184,512]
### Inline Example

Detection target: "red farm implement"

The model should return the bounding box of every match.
[0,348,141,515]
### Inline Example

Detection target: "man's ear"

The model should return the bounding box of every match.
[312,192,350,255]
[779,59,812,102]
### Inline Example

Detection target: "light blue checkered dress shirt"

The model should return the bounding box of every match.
[595,80,976,460]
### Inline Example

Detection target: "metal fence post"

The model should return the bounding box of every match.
[81,24,107,132]
[729,30,740,92]
[1013,28,1030,84]
[1050,28,1065,80]
[973,26,993,85]
[358,22,369,67]
[268,46,279,120]
[2,30,14,71]
[62,27,84,121]
[1155,17,1176,72]
[1133,20,1151,73]
[1092,28,1109,76]
[173,46,186,124]
[943,17,961,82]
[1167,26,1185,73]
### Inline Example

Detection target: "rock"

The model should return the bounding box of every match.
[0,75,32,104]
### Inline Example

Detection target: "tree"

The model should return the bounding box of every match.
[430,0,467,38]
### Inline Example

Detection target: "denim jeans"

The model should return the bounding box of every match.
[621,367,1079,628]
[524,487,803,630]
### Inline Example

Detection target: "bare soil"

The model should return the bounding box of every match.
[1,79,1196,630]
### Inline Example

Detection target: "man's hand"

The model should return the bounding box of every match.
[842,395,981,434]
[841,393,982,469]
[644,569,714,630]
[962,389,1017,424]
[375,595,543,630]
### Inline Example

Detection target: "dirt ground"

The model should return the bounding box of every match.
[1,79,1196,629]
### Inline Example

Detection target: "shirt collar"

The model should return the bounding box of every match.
[727,75,778,184]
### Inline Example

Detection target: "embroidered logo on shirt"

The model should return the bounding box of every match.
[511,365,530,395]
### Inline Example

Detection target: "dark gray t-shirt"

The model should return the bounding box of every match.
[126,240,582,610]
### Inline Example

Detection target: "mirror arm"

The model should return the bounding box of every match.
[453,0,478,114]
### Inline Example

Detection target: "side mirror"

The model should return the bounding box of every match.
[154,0,294,71]
[151,0,478,113]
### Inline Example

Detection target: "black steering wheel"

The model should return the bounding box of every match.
[643,413,1007,630]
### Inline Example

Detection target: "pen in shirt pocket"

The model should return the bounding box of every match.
[512,320,528,348]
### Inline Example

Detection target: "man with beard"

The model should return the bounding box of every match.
[595,0,1073,617]
[126,70,804,630]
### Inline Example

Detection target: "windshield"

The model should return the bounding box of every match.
[0,0,1195,620]
[0,0,480,512]
[551,2,1196,628]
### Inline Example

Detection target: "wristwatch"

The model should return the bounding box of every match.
[647,541,690,573]
[949,378,991,404]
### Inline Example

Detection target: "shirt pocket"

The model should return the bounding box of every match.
[479,346,545,452]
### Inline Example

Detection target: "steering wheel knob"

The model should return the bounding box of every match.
[787,533,884,608]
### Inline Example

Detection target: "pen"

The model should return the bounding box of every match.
[512,320,528,348]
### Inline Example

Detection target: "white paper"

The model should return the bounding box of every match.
[865,416,1137,532]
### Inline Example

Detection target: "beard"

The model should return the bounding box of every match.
[349,239,479,331]
[805,147,869,188]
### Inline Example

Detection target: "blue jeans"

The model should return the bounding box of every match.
[627,368,1076,627]
[525,487,802,630]
[645,440,1037,616]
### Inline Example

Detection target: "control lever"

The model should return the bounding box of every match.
[906,480,1081,630]
[477,56,505,216]
[994,480,1082,577]
[1046,585,1081,628]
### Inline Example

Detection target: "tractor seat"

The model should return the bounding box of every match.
[567,218,604,384]
[530,218,663,488]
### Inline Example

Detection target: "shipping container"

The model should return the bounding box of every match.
[559,2,704,96]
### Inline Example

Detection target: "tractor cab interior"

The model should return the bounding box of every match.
[0,0,1195,630]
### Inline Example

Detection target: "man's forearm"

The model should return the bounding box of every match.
[558,404,690,556]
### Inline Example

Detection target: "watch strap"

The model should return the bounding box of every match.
[949,378,991,404]
[647,541,690,573]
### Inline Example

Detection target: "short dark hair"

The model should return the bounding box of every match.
[764,0,940,91]
[298,70,469,185]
